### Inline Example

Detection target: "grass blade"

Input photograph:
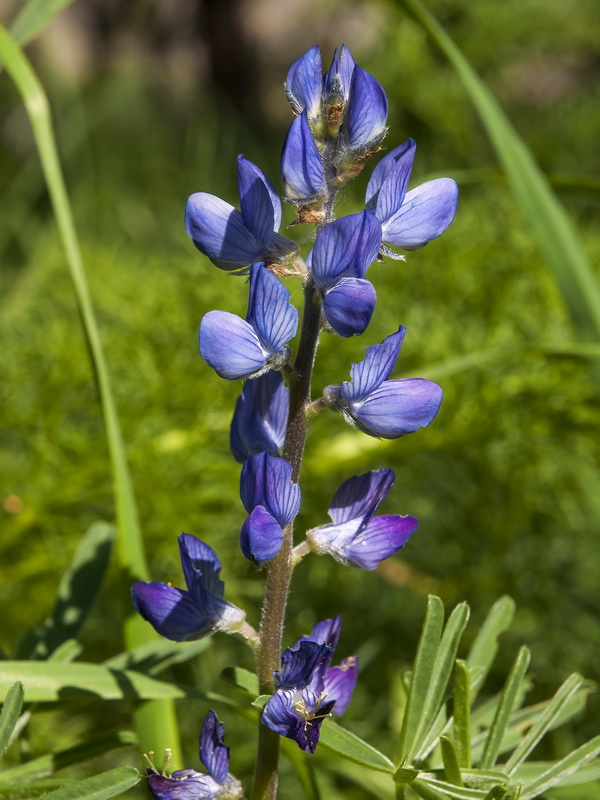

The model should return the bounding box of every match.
[394,0,600,340]
[0,25,180,760]
[520,735,600,800]
[0,682,24,757]
[10,0,79,46]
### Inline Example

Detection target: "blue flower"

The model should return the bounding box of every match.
[146,710,243,800]
[307,469,419,569]
[343,65,388,153]
[185,155,297,270]
[229,372,289,464]
[307,211,382,337]
[280,111,324,202]
[131,535,245,642]
[239,451,300,565]
[366,138,458,253]
[200,263,298,380]
[323,326,443,438]
[261,617,358,753]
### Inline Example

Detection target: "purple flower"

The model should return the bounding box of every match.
[285,44,356,123]
[343,65,388,153]
[281,111,324,201]
[185,155,297,270]
[323,326,443,438]
[308,211,381,337]
[261,617,358,753]
[307,469,419,569]
[230,372,289,464]
[366,138,458,253]
[200,263,298,380]
[147,710,242,800]
[131,535,245,642]
[239,451,301,565]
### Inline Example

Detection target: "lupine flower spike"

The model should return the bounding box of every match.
[323,326,443,438]
[307,469,419,569]
[146,710,243,800]
[131,534,247,642]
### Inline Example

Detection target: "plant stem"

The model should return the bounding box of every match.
[250,281,322,800]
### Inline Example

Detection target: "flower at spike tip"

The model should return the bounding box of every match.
[146,710,243,800]
[307,469,419,569]
[131,534,245,642]
[185,154,298,271]
[323,326,443,439]
[261,617,358,753]
[200,262,298,381]
[239,451,301,565]
[230,372,289,464]
[307,210,381,337]
[366,138,458,255]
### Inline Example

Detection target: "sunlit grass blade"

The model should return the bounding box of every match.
[504,674,584,774]
[453,661,471,769]
[398,595,445,763]
[394,0,600,341]
[479,647,530,769]
[0,25,180,760]
[467,597,515,699]
[31,523,114,659]
[38,766,141,800]
[9,0,79,46]
[0,682,24,757]
[0,730,137,785]
[519,735,600,800]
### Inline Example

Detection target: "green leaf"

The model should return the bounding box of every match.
[398,596,445,763]
[519,735,600,800]
[10,0,81,46]
[394,0,600,341]
[0,24,180,759]
[0,661,236,706]
[504,674,584,774]
[441,737,464,786]
[479,647,530,769]
[395,768,420,784]
[32,523,114,659]
[0,682,24,757]
[411,778,453,800]
[416,777,495,799]
[48,639,83,663]
[221,666,259,697]
[453,661,471,769]
[104,638,210,675]
[38,766,141,800]
[282,738,322,800]
[251,695,271,710]
[467,598,515,698]
[319,719,396,774]
[515,760,600,787]
[0,730,137,784]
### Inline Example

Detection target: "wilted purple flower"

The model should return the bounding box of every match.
[323,326,443,438]
[239,451,301,564]
[281,111,324,202]
[185,155,297,270]
[308,211,381,337]
[366,138,458,253]
[147,710,243,800]
[261,617,358,753]
[230,372,288,464]
[132,534,245,642]
[307,469,419,569]
[200,263,298,380]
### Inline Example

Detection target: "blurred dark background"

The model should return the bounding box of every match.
[1,0,599,796]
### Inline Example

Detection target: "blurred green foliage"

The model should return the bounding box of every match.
[1,0,599,796]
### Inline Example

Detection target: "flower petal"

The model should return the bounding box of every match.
[351,378,443,438]
[240,505,283,565]
[147,770,222,800]
[230,373,289,464]
[340,327,406,402]
[341,514,419,569]
[246,264,298,354]
[325,44,355,103]
[323,277,376,338]
[178,534,224,601]
[275,641,333,689]
[199,310,268,380]
[199,710,229,786]
[262,689,335,753]
[323,656,358,715]
[131,582,211,642]
[382,178,459,250]
[281,111,324,201]
[310,211,382,286]
[366,138,416,219]
[285,45,323,119]
[345,66,388,151]
[185,193,262,270]
[328,469,395,524]
[240,451,301,526]
[237,156,278,242]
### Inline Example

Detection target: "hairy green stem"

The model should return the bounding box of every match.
[250,282,323,800]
